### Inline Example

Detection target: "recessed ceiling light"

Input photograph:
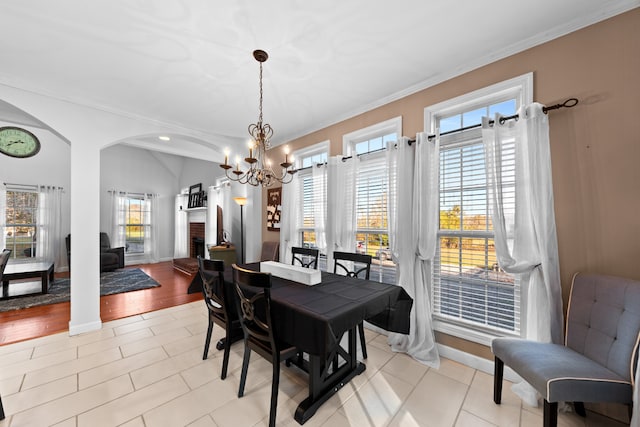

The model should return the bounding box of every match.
[158,136,171,141]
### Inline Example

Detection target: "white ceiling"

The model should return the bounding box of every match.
[0,1,637,161]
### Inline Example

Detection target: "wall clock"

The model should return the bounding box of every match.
[0,126,41,158]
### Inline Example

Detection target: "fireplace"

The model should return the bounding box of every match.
[189,222,205,258]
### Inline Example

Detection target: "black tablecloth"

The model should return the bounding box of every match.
[225,263,412,356]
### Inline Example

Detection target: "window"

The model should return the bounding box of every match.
[122,196,150,254]
[295,142,328,269]
[301,151,327,169]
[425,73,532,342]
[4,188,38,259]
[344,117,401,284]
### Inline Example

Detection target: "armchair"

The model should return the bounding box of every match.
[65,233,125,272]
[100,232,125,272]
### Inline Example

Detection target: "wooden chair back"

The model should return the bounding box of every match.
[232,264,276,355]
[291,247,319,269]
[197,256,228,319]
[333,251,372,279]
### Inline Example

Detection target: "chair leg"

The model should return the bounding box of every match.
[203,319,213,360]
[0,393,5,420]
[238,345,251,398]
[573,402,586,417]
[358,322,368,359]
[543,400,558,427]
[269,357,280,427]
[493,356,504,404]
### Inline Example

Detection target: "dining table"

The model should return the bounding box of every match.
[223,262,413,425]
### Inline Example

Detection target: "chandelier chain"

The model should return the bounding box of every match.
[258,62,263,126]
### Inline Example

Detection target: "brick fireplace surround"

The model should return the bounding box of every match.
[189,222,205,258]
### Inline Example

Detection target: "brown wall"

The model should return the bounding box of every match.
[262,9,640,356]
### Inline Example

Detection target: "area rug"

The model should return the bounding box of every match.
[0,268,161,312]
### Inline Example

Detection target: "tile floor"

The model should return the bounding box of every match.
[0,302,628,427]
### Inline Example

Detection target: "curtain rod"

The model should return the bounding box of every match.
[4,182,64,190]
[108,190,157,197]
[294,162,327,173]
[339,98,578,162]
[408,97,579,144]
[285,98,580,169]
[212,181,231,190]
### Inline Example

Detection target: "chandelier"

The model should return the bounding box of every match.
[220,49,296,187]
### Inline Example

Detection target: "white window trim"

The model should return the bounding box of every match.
[424,73,533,344]
[294,140,330,169]
[342,116,402,155]
[341,118,400,285]
[294,140,329,255]
[424,73,533,133]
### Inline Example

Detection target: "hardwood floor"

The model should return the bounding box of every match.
[0,261,203,346]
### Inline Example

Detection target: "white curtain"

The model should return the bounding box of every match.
[143,194,159,263]
[482,103,564,406]
[206,187,218,255]
[326,156,357,268]
[174,194,188,258]
[312,163,327,254]
[220,183,233,244]
[109,191,127,249]
[387,134,441,367]
[280,174,301,264]
[36,186,63,269]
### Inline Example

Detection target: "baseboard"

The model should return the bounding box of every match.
[68,319,102,336]
[362,323,521,382]
[437,343,522,383]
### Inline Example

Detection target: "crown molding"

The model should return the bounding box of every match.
[277,2,639,145]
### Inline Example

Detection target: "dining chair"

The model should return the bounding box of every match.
[291,246,319,269]
[0,248,11,420]
[232,264,299,427]
[197,256,238,380]
[333,251,372,359]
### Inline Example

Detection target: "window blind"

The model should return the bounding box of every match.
[355,154,395,284]
[433,130,520,334]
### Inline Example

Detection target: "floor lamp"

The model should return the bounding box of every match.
[233,197,247,263]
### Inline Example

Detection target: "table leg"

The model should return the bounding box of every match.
[187,273,203,294]
[40,271,48,294]
[216,327,244,350]
[294,327,366,425]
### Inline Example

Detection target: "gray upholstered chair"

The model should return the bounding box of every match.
[260,241,279,262]
[492,273,640,427]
